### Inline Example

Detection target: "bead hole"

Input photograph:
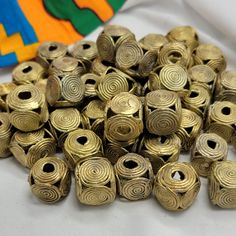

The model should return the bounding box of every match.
[43,163,55,173]
[101,60,113,67]
[221,107,231,115]
[172,171,185,181]
[82,44,91,50]
[49,45,58,51]
[85,79,96,85]
[22,66,32,73]
[160,136,167,144]
[117,126,131,135]
[0,121,2,127]
[124,160,138,169]
[189,91,199,98]
[207,140,216,149]
[112,36,120,43]
[18,91,32,100]
[169,52,182,63]
[77,136,88,145]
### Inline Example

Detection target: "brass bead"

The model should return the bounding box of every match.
[91,57,114,76]
[193,44,226,73]
[37,41,68,68]
[81,73,101,97]
[10,128,56,168]
[63,129,103,170]
[138,134,181,174]
[191,133,228,177]
[206,101,236,142]
[188,65,217,94]
[154,162,201,211]
[0,112,12,158]
[97,25,135,63]
[145,90,182,135]
[49,108,82,148]
[176,108,202,151]
[35,79,48,94]
[114,153,154,201]
[182,83,211,118]
[29,157,71,203]
[105,92,143,144]
[75,157,116,205]
[6,84,49,132]
[0,82,17,111]
[209,161,236,208]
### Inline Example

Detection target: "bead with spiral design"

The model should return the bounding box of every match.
[209,161,236,208]
[138,134,181,174]
[29,156,71,203]
[63,129,103,170]
[154,162,201,211]
[114,153,154,201]
[6,84,49,132]
[0,82,17,111]
[145,90,182,135]
[206,101,236,142]
[10,128,56,168]
[75,157,116,205]
[91,57,115,76]
[81,73,101,97]
[176,108,202,151]
[0,113,12,158]
[191,133,228,177]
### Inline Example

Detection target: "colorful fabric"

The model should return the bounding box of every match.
[0,0,125,68]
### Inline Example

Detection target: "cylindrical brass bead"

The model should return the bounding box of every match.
[208,161,236,208]
[0,82,17,111]
[145,90,182,135]
[81,73,101,97]
[138,134,181,174]
[206,101,236,142]
[6,84,49,131]
[29,157,71,203]
[114,153,154,201]
[63,129,103,170]
[10,128,56,168]
[75,157,116,205]
[176,108,202,151]
[0,113,12,158]
[154,162,201,211]
[191,133,228,177]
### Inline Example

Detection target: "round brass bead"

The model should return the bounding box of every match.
[114,153,154,201]
[191,133,228,177]
[138,134,181,174]
[0,82,17,111]
[0,112,12,158]
[193,44,226,73]
[91,57,114,76]
[145,90,182,135]
[176,108,202,151]
[75,157,116,206]
[105,92,143,144]
[10,128,56,168]
[29,157,71,203]
[49,108,82,148]
[206,101,236,142]
[81,73,101,97]
[208,161,236,208]
[63,129,103,170]
[37,41,68,67]
[6,84,49,132]
[154,162,201,211]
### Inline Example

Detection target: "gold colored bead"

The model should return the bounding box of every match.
[46,73,85,107]
[182,83,211,118]
[0,112,12,158]
[29,157,71,203]
[6,84,49,131]
[191,133,228,177]
[138,134,181,174]
[145,90,182,135]
[10,128,56,168]
[154,162,201,211]
[0,82,17,111]
[49,108,82,148]
[37,41,68,67]
[176,108,202,151]
[206,101,236,142]
[96,67,137,101]
[166,26,199,51]
[35,79,48,94]
[91,57,114,76]
[193,44,226,73]
[114,153,154,201]
[188,65,217,94]
[63,129,103,170]
[105,92,143,144]
[75,157,116,205]
[209,160,236,208]
[81,73,101,97]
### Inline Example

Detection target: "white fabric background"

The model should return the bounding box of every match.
[0,1,236,235]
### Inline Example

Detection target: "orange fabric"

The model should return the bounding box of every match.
[0,33,24,54]
[18,0,82,43]
[0,24,7,42]
[15,42,40,61]
[74,0,114,22]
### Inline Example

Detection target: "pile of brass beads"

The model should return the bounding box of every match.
[2,25,236,211]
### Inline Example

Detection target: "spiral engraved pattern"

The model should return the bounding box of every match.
[139,50,158,77]
[221,70,236,90]
[83,100,105,120]
[216,189,236,208]
[61,74,85,103]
